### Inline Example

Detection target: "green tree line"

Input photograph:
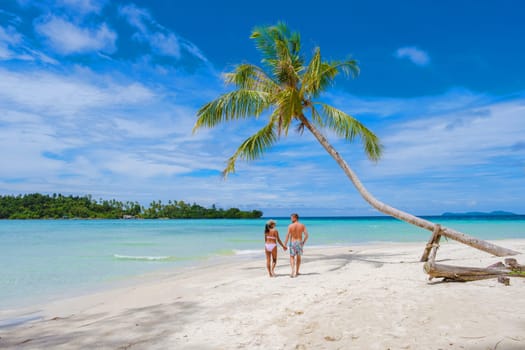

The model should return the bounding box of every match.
[0,193,263,219]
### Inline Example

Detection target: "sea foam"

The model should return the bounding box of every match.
[113,254,178,261]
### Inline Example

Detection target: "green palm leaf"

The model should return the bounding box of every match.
[274,87,302,135]
[223,121,278,176]
[301,47,322,97]
[302,52,360,98]
[224,64,279,92]
[194,90,270,131]
[316,102,383,161]
[251,22,303,85]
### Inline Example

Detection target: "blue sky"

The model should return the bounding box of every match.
[1,0,524,217]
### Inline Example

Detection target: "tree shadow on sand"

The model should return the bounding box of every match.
[0,300,202,349]
[304,250,454,273]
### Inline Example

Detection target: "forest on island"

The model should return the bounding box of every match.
[0,193,263,219]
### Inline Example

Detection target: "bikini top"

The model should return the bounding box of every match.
[266,234,277,240]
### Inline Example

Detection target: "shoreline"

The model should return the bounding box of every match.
[0,240,441,316]
[1,239,525,349]
[0,240,430,313]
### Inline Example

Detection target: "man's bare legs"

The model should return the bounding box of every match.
[289,255,296,277]
[296,255,301,276]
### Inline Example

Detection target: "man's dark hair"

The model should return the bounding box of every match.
[291,213,299,219]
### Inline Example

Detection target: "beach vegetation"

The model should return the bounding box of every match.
[194,22,518,257]
[0,193,262,219]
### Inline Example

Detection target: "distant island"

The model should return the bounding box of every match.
[0,193,263,219]
[441,211,518,217]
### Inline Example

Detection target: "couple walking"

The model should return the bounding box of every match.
[264,213,309,278]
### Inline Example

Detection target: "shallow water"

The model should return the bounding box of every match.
[1,216,524,309]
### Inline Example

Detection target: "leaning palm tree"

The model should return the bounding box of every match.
[194,22,517,257]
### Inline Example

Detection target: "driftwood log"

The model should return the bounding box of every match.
[424,258,524,282]
[420,224,442,262]
[420,224,523,283]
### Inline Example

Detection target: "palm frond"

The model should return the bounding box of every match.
[302,56,360,98]
[194,90,270,131]
[310,104,325,128]
[223,121,278,177]
[289,31,301,56]
[274,87,302,135]
[317,102,383,161]
[223,63,279,93]
[287,27,303,73]
[337,58,360,78]
[250,25,279,63]
[301,47,322,96]
[250,22,303,85]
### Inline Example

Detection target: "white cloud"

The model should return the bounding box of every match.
[149,32,181,58]
[319,90,525,180]
[0,25,24,60]
[96,151,189,177]
[0,110,65,178]
[181,40,208,63]
[371,99,525,177]
[0,68,154,115]
[0,45,13,60]
[15,0,106,16]
[119,4,150,33]
[23,47,58,64]
[316,92,525,215]
[57,0,106,14]
[120,4,180,58]
[0,65,213,192]
[35,15,117,55]
[119,3,206,62]
[0,24,58,63]
[395,46,430,66]
[326,88,489,120]
[0,25,22,47]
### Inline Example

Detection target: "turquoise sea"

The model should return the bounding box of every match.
[1,216,525,311]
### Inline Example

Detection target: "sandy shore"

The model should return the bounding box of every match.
[1,239,524,349]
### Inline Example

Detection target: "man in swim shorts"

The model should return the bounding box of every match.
[284,213,309,278]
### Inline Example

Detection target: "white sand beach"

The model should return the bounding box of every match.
[1,239,524,349]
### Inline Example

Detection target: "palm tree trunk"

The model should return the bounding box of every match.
[299,115,519,257]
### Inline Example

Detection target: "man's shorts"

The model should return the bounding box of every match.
[289,241,303,256]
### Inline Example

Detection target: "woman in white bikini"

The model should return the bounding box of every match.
[264,220,287,277]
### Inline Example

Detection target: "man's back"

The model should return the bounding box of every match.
[288,221,306,241]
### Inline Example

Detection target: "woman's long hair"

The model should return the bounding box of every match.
[265,220,275,234]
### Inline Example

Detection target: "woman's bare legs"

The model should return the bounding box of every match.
[271,247,277,276]
[265,250,273,277]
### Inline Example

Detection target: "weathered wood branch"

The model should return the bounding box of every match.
[424,258,524,282]
[420,224,442,262]
[439,226,520,257]
[505,258,522,271]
